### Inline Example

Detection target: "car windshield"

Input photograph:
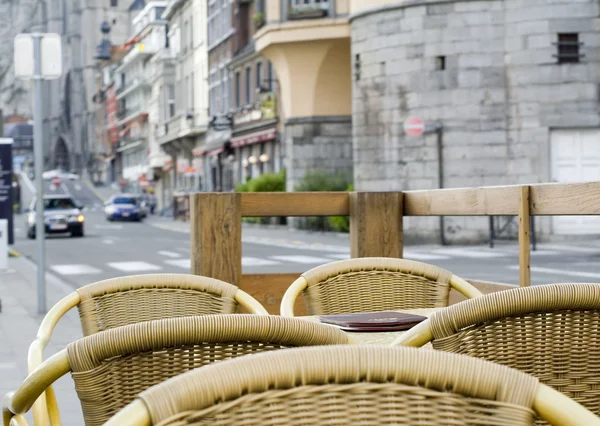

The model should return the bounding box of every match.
[44,198,76,209]
[113,197,137,205]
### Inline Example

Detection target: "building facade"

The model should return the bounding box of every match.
[159,0,209,205]
[228,0,281,185]
[351,0,600,242]
[113,2,169,192]
[203,0,235,192]
[253,0,354,191]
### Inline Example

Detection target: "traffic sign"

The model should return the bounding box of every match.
[403,116,424,136]
[14,33,62,80]
[52,176,61,186]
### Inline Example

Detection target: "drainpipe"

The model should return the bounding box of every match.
[427,122,445,246]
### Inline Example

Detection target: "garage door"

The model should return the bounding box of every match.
[551,129,600,235]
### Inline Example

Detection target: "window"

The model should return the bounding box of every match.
[245,67,251,104]
[154,7,165,20]
[267,61,273,91]
[167,84,175,118]
[555,33,582,64]
[190,72,195,111]
[235,71,241,107]
[435,56,445,70]
[256,0,265,13]
[185,76,191,111]
[256,62,263,91]
[110,0,117,6]
[183,21,189,52]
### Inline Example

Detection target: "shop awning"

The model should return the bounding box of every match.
[230,127,276,148]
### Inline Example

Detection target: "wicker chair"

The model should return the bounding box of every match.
[104,345,600,426]
[281,257,482,317]
[2,314,351,426]
[24,274,268,426]
[393,283,600,424]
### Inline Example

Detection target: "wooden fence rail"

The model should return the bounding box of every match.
[189,182,600,314]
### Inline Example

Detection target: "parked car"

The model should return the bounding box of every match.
[104,194,144,222]
[25,194,85,239]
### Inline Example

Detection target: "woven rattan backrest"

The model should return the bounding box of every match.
[429,283,600,424]
[136,345,540,426]
[76,274,239,335]
[301,257,453,315]
[66,314,350,426]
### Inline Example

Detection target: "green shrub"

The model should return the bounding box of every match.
[294,170,353,232]
[237,170,286,224]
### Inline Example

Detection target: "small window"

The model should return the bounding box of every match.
[267,61,273,91]
[435,56,445,70]
[245,67,251,104]
[555,33,582,64]
[354,54,361,81]
[256,62,263,91]
[110,0,118,6]
[235,71,241,107]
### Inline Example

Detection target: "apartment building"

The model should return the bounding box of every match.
[159,0,209,202]
[228,0,281,185]
[110,2,169,191]
[203,0,235,192]
[253,0,353,191]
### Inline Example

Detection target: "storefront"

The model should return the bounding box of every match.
[231,91,279,184]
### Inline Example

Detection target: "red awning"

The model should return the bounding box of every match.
[192,147,205,157]
[230,128,276,148]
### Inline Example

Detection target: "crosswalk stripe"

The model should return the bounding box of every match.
[271,255,327,264]
[158,250,181,258]
[506,265,600,279]
[51,264,102,275]
[542,244,600,254]
[404,251,451,261]
[108,261,162,272]
[242,257,281,266]
[165,259,191,269]
[433,248,506,258]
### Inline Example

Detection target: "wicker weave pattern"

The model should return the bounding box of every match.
[76,274,239,335]
[139,346,540,425]
[158,384,535,426]
[67,315,350,426]
[429,283,600,424]
[302,258,453,315]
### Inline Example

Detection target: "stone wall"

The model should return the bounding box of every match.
[284,116,353,191]
[351,0,600,244]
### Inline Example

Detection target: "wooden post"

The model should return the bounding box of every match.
[190,193,242,285]
[349,192,403,258]
[518,186,531,287]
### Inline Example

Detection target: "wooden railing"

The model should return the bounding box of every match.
[189,182,600,314]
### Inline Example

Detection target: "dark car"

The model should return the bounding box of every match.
[25,195,85,239]
[104,194,144,222]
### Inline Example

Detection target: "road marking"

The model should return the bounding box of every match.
[158,250,181,258]
[327,254,350,260]
[51,264,102,275]
[271,255,327,264]
[542,244,600,254]
[432,248,506,258]
[507,265,600,279]
[242,257,281,266]
[102,239,115,245]
[404,251,451,261]
[74,184,82,191]
[95,224,123,230]
[108,261,162,272]
[165,259,191,269]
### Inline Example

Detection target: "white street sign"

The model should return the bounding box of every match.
[14,33,62,80]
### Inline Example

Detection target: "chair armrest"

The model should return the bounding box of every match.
[280,277,308,317]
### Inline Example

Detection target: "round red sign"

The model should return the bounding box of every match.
[403,116,424,136]
[52,176,61,186]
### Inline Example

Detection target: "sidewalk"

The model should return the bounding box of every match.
[0,257,84,424]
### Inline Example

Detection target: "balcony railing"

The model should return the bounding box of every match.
[288,0,329,20]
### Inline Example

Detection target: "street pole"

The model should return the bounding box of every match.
[33,34,46,314]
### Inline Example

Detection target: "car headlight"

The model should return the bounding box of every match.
[105,206,116,214]
[27,213,35,225]
[69,215,84,223]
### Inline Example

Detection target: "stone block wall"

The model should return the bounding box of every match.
[351,0,600,244]
[284,116,353,191]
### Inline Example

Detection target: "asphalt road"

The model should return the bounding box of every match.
[12,179,600,290]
